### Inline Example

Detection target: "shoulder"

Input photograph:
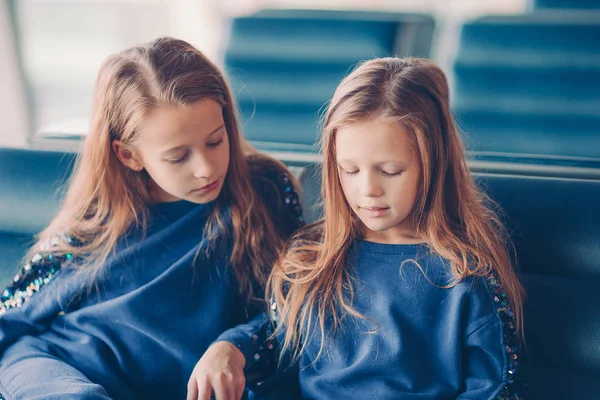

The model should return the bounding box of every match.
[247,154,300,198]
[246,153,292,179]
[447,273,500,326]
[277,221,324,280]
[288,221,324,249]
[246,154,304,229]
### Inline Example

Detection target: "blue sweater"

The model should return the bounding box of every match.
[218,240,523,400]
[0,160,303,400]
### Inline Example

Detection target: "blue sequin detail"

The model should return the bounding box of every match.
[279,172,304,223]
[486,272,525,399]
[246,296,279,382]
[0,235,75,315]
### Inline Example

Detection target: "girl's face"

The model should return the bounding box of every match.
[114,98,230,204]
[335,117,422,244]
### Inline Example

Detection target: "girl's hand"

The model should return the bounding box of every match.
[187,341,247,400]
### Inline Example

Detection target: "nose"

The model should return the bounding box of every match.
[191,154,215,180]
[359,171,383,198]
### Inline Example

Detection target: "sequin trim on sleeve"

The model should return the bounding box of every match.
[486,272,525,399]
[245,297,280,385]
[0,234,75,315]
[280,172,304,225]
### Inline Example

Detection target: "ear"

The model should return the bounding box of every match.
[112,140,144,171]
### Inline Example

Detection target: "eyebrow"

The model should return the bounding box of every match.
[162,124,225,154]
[337,159,407,167]
[207,124,226,138]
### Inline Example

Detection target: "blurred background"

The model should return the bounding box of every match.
[1,0,527,151]
[4,0,600,172]
[2,2,600,399]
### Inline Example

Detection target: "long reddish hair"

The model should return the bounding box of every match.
[33,37,292,301]
[269,57,524,360]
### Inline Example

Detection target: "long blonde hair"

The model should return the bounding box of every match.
[269,57,525,360]
[34,37,289,301]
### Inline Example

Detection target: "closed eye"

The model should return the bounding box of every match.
[337,163,358,176]
[340,168,359,176]
[382,170,403,177]
[167,152,189,164]
[207,138,224,148]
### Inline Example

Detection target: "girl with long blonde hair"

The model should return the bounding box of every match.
[191,57,525,400]
[0,37,303,400]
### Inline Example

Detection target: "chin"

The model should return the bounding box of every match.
[189,194,219,205]
[361,219,395,233]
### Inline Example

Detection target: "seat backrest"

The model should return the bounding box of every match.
[534,0,600,9]
[298,162,600,399]
[224,9,435,153]
[0,147,76,283]
[478,173,600,399]
[453,12,600,164]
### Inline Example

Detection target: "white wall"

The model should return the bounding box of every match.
[0,0,29,147]
[3,0,528,148]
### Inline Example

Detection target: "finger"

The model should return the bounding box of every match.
[197,377,214,400]
[187,376,198,400]
[223,384,233,400]
[225,372,241,400]
[234,381,245,400]
[234,373,245,400]
[212,378,228,400]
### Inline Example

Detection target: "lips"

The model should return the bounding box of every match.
[360,206,389,218]
[191,179,220,194]
[200,181,218,190]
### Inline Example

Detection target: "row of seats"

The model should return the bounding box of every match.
[223,8,600,175]
[453,11,600,163]
[1,146,599,398]
[224,9,435,153]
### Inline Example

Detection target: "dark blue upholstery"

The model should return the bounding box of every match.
[453,12,600,164]
[224,9,435,153]
[479,174,600,399]
[298,162,600,399]
[0,148,76,284]
[1,144,600,397]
